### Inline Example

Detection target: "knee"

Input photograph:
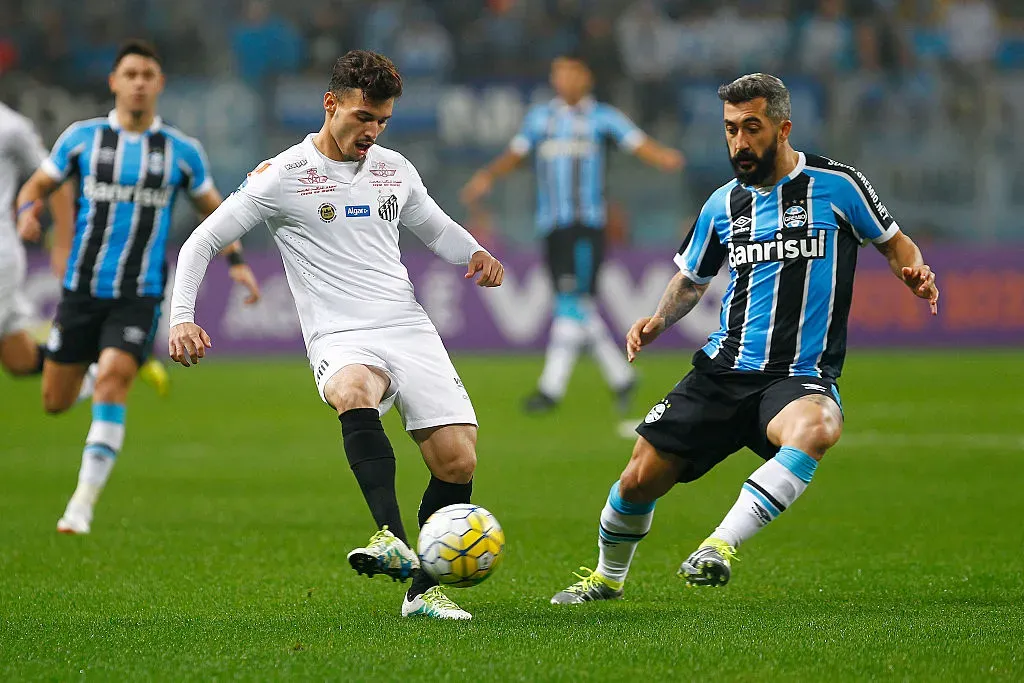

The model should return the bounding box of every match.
[791,413,842,456]
[331,385,380,414]
[93,370,133,402]
[435,448,477,484]
[42,387,72,415]
[618,441,672,503]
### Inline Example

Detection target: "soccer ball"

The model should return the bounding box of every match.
[417,504,505,588]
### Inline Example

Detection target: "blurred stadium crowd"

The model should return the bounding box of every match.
[2,0,1023,246]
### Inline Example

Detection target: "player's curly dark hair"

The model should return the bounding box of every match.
[329,50,403,102]
[113,39,161,70]
[718,73,791,124]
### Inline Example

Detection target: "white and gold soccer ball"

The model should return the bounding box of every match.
[417,504,505,587]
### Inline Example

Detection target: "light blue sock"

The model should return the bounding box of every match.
[596,481,656,583]
[72,403,126,506]
[711,446,818,548]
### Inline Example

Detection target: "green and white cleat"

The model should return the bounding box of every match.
[346,527,419,582]
[550,567,624,604]
[401,586,472,620]
[679,537,737,587]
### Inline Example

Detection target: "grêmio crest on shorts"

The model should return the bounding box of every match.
[673,152,900,380]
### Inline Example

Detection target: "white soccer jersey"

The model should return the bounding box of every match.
[0,103,48,280]
[170,135,484,348]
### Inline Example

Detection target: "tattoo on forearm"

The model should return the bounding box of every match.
[654,274,707,328]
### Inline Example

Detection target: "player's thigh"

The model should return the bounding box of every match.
[41,360,89,414]
[0,329,40,375]
[412,423,477,484]
[322,363,392,414]
[99,296,161,369]
[47,292,105,365]
[759,377,844,459]
[634,366,753,483]
[387,325,477,432]
[545,224,604,297]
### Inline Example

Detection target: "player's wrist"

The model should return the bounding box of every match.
[226,250,246,267]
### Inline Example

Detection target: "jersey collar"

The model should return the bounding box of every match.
[553,95,596,113]
[107,110,163,135]
[750,151,806,196]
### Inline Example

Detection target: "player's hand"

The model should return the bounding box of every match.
[466,250,504,287]
[626,316,666,363]
[50,245,69,281]
[16,200,43,242]
[229,263,261,304]
[169,322,212,367]
[658,149,685,173]
[901,265,939,315]
[460,171,493,205]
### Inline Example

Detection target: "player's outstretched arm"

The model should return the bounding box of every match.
[190,187,262,305]
[626,272,709,362]
[169,195,264,367]
[460,150,527,205]
[632,138,685,173]
[874,230,939,315]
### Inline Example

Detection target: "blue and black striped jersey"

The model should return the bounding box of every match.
[675,153,899,379]
[511,96,644,234]
[41,111,213,299]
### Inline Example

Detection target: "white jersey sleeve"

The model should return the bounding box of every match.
[169,161,281,326]
[400,159,484,265]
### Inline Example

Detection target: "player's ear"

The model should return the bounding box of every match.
[323,90,336,115]
[777,119,793,144]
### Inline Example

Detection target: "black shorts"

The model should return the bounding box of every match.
[545,224,605,297]
[48,289,161,366]
[635,351,843,482]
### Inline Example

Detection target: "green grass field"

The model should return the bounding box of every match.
[1,351,1023,681]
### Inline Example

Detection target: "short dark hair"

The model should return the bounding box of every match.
[718,73,790,124]
[329,50,403,102]
[113,39,162,71]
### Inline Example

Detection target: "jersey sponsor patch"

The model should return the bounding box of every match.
[726,229,828,268]
[345,205,370,218]
[319,203,337,222]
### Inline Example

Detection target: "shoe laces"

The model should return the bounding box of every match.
[421,586,461,612]
[704,539,738,563]
[567,567,607,594]
[366,526,395,551]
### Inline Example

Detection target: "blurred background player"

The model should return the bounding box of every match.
[168,50,504,620]
[461,54,684,414]
[551,74,939,604]
[0,102,75,380]
[15,39,261,535]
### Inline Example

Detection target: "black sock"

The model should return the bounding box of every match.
[408,476,473,598]
[30,344,46,375]
[339,408,407,544]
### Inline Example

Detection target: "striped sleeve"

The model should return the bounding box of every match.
[509,104,547,156]
[829,164,899,244]
[176,136,215,197]
[673,200,726,284]
[40,122,89,182]
[596,104,645,152]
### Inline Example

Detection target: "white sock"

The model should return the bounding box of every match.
[537,315,587,400]
[584,306,634,391]
[596,481,655,584]
[69,403,126,512]
[711,446,818,548]
[76,364,98,404]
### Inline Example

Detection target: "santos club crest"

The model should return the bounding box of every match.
[378,194,398,221]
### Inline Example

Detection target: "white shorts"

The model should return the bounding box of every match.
[309,323,477,431]
[0,284,32,339]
